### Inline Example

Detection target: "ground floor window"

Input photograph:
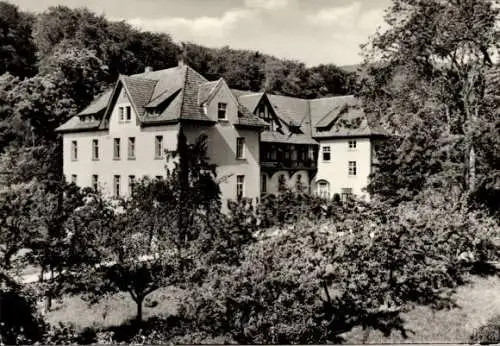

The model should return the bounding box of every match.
[236,175,244,199]
[113,175,120,198]
[317,180,330,198]
[341,187,353,202]
[91,174,98,191]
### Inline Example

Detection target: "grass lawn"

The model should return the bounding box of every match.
[45,275,500,343]
[45,286,184,330]
[343,274,500,343]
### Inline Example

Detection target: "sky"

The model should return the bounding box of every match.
[10,0,391,67]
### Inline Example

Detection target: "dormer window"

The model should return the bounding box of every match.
[218,102,227,120]
[125,106,131,121]
[119,106,132,122]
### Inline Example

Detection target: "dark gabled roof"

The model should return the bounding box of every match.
[266,94,310,130]
[121,76,158,119]
[179,66,213,122]
[237,92,264,113]
[55,116,103,133]
[309,95,388,138]
[309,95,357,129]
[260,131,318,145]
[313,96,360,128]
[231,89,261,98]
[56,90,112,132]
[198,80,221,105]
[57,65,264,132]
[236,104,268,128]
[78,90,113,116]
[234,92,387,144]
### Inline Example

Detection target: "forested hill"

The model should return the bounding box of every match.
[0,2,356,100]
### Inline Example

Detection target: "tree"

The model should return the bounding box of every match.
[66,134,223,323]
[23,180,85,312]
[0,269,46,345]
[0,1,37,77]
[0,181,36,269]
[362,0,500,199]
[180,193,498,343]
[73,190,179,323]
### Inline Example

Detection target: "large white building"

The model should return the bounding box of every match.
[56,63,387,207]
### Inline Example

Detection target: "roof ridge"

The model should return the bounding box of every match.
[185,64,209,83]
[315,105,342,128]
[306,98,312,136]
[266,93,308,101]
[238,91,265,97]
[179,65,189,121]
[309,94,355,102]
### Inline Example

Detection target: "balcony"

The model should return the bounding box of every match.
[260,158,317,170]
[260,143,318,171]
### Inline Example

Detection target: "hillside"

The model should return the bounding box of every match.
[0,2,356,100]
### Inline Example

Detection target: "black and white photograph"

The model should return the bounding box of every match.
[1,0,500,344]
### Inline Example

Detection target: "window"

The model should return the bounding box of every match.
[113,175,120,198]
[341,188,353,202]
[71,174,77,184]
[119,107,124,121]
[155,175,163,181]
[125,106,131,121]
[348,161,357,176]
[259,104,267,120]
[236,175,244,199]
[308,146,315,160]
[155,135,163,158]
[113,138,120,160]
[284,145,290,160]
[291,145,297,161]
[91,174,99,191]
[71,140,78,161]
[128,175,135,195]
[236,137,245,159]
[92,139,99,161]
[218,102,227,120]
[261,174,267,193]
[317,180,330,198]
[348,140,357,149]
[322,146,331,161]
[128,137,135,159]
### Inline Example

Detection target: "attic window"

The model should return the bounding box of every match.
[218,102,227,120]
[126,106,131,121]
[289,124,302,134]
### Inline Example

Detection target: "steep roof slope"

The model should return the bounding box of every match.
[56,65,264,132]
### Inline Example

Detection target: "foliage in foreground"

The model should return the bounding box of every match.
[178,190,499,344]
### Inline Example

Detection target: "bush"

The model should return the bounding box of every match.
[0,272,46,345]
[470,315,500,345]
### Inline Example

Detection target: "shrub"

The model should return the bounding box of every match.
[470,315,500,345]
[0,271,46,345]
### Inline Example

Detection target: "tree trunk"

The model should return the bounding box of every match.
[136,296,144,323]
[44,268,54,313]
[469,146,476,192]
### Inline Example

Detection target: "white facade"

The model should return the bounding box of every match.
[183,82,261,209]
[313,137,372,200]
[62,82,262,211]
[63,89,180,197]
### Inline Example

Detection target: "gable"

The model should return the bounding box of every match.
[205,81,239,122]
[108,87,140,132]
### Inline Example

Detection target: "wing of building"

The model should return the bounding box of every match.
[56,62,388,208]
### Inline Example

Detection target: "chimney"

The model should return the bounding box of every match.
[178,42,187,67]
[144,66,153,73]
